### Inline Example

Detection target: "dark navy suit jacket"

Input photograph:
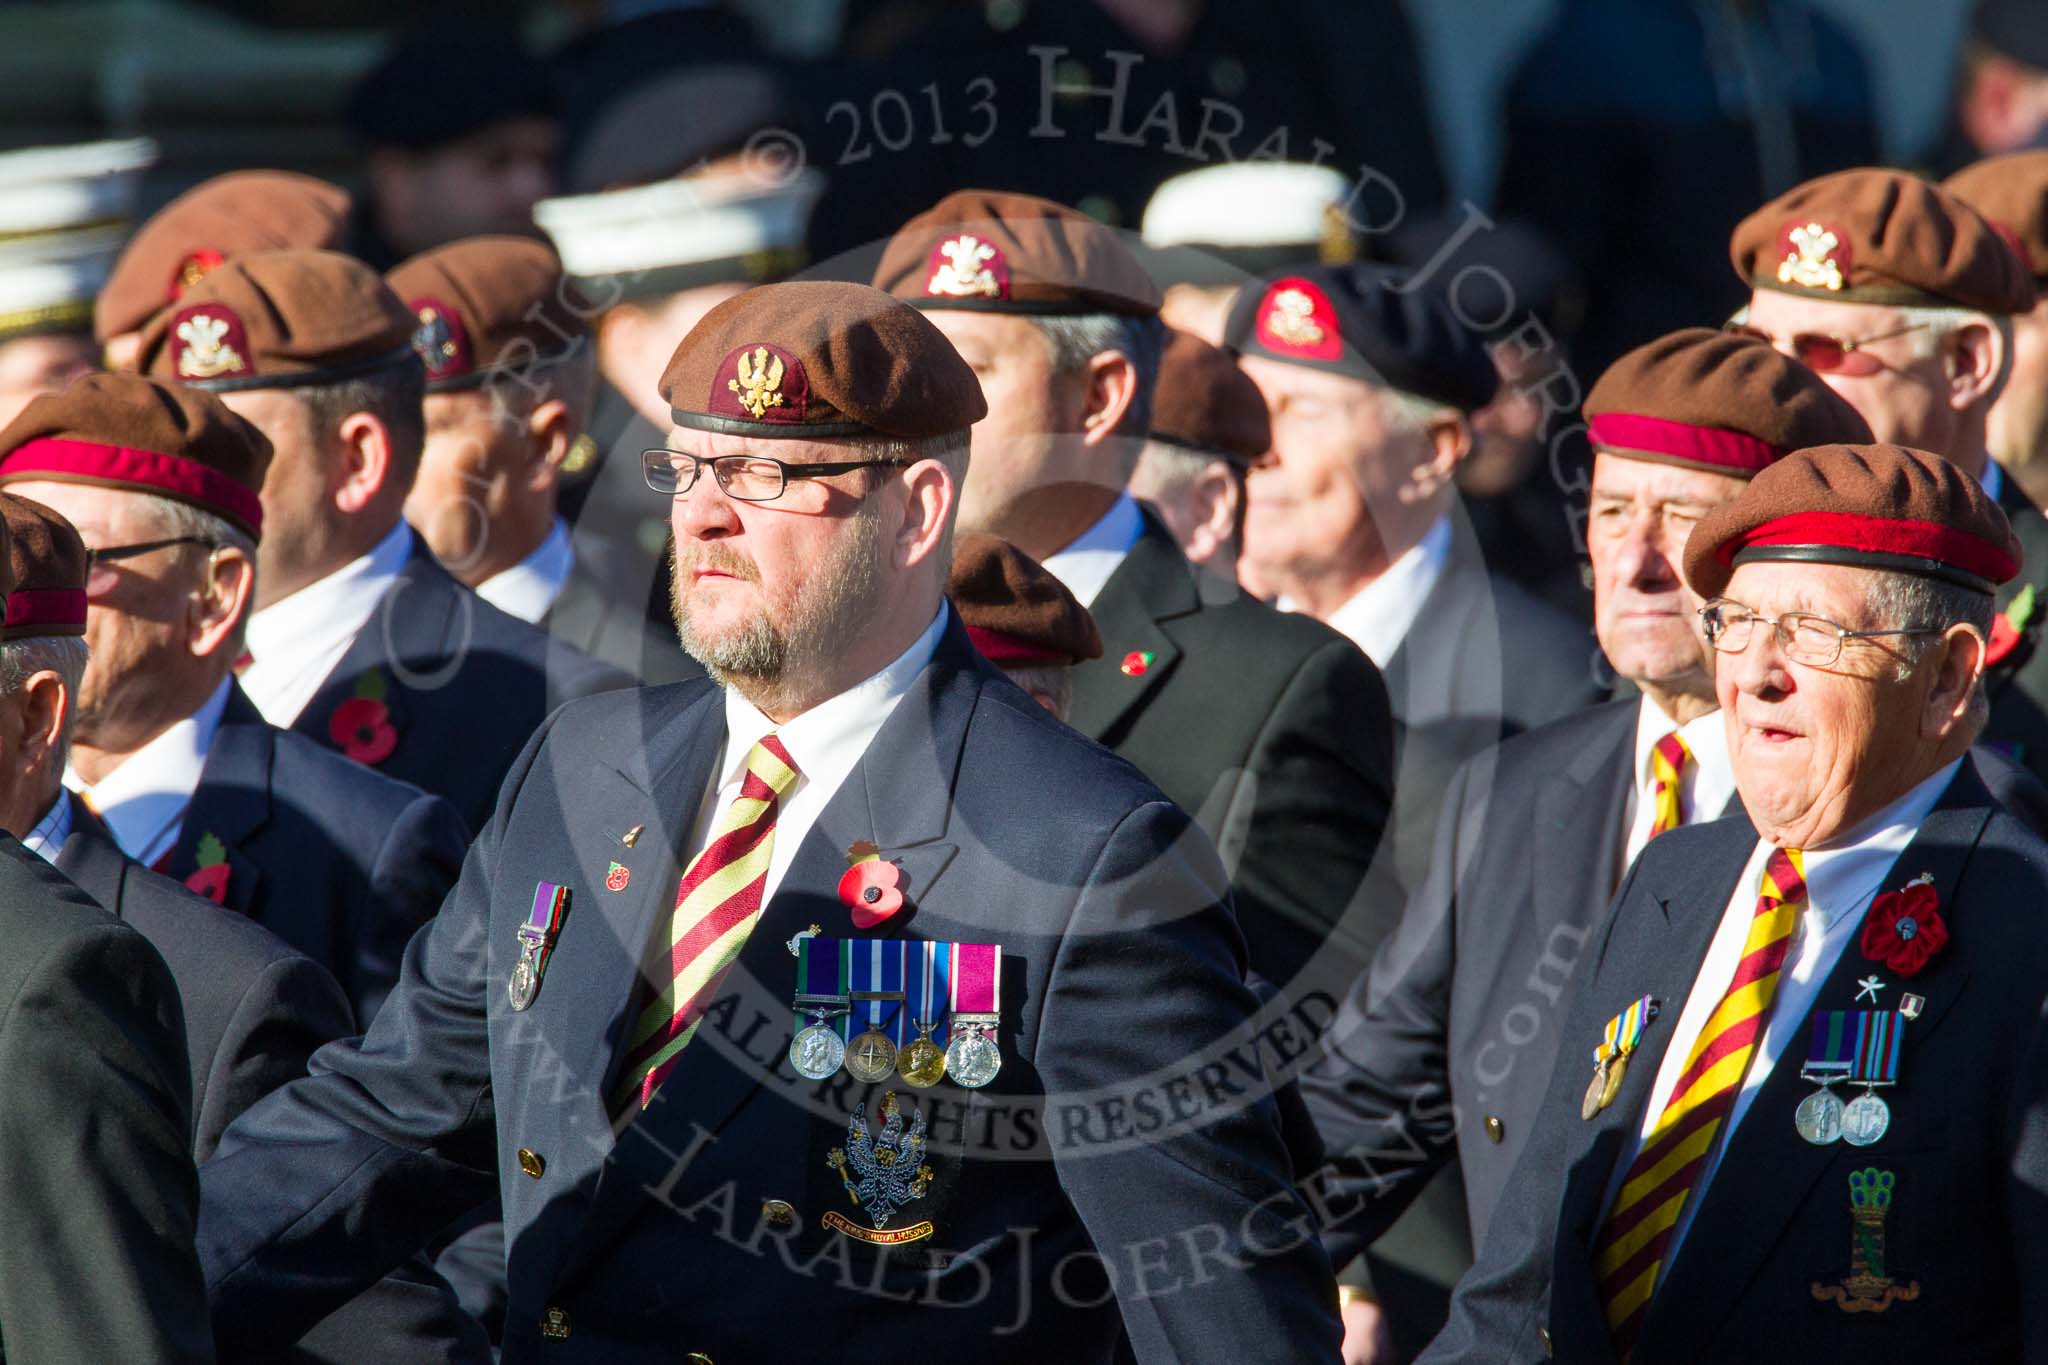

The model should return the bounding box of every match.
[289,535,632,834]
[196,619,1341,1364]
[161,686,472,1025]
[1422,756,2048,1363]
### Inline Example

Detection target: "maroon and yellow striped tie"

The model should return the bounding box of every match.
[1646,732,1693,840]
[614,735,802,1113]
[1593,845,1805,1359]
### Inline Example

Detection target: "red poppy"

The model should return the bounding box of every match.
[838,858,904,929]
[1859,878,1948,978]
[1987,611,2023,669]
[331,697,398,765]
[185,863,230,904]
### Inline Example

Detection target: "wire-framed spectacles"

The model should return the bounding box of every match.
[1697,597,1941,667]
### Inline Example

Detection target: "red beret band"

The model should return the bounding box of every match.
[966,624,1066,668]
[1587,412,1780,475]
[4,589,87,632]
[0,437,264,536]
[1720,510,2020,588]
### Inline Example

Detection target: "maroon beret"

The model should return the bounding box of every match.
[1151,329,1270,464]
[95,170,352,345]
[0,371,273,538]
[660,280,985,439]
[1585,328,1873,477]
[873,189,1161,318]
[137,249,420,393]
[1729,168,2036,315]
[1684,442,2021,598]
[386,236,591,392]
[1942,151,2048,281]
[950,532,1102,667]
[0,493,86,638]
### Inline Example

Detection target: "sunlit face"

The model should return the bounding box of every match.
[1715,560,1951,846]
[217,387,337,607]
[661,429,893,685]
[1990,296,2048,474]
[0,333,96,427]
[406,389,529,577]
[1742,291,1954,450]
[1587,453,1748,690]
[920,310,1090,536]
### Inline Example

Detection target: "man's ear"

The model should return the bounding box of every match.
[1946,318,2006,410]
[1925,622,1987,741]
[1181,462,1243,566]
[893,459,955,572]
[333,411,397,514]
[524,396,576,495]
[1078,351,1140,449]
[1401,409,1473,504]
[14,669,68,780]
[189,546,255,661]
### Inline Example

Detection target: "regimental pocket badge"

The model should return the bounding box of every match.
[824,1090,935,1246]
[1811,1167,1921,1313]
[1582,995,1658,1120]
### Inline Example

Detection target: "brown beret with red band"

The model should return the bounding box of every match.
[1942,151,2048,281]
[1585,328,1874,477]
[872,189,1162,318]
[1729,167,2036,315]
[95,170,352,345]
[386,236,592,392]
[1151,330,1271,465]
[949,532,1102,668]
[660,280,985,439]
[0,493,87,638]
[0,372,273,539]
[137,249,421,393]
[1683,442,2020,599]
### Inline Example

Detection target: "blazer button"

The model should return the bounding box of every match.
[518,1147,546,1178]
[761,1198,795,1227]
[1485,1116,1505,1144]
[540,1306,570,1340]
[1540,1326,1554,1358]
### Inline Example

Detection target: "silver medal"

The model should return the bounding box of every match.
[506,951,539,1011]
[944,1028,1002,1089]
[1840,1090,1891,1147]
[1793,1087,1844,1145]
[789,1023,847,1080]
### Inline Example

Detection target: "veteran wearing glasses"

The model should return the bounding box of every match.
[1424,442,2048,1364]
[192,280,1342,1365]
[1725,167,2048,780]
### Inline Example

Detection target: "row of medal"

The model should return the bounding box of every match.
[787,937,1004,1089]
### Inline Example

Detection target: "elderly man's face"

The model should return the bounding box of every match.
[1740,293,1955,450]
[1587,453,1747,692]
[1989,296,2048,479]
[1714,560,1966,847]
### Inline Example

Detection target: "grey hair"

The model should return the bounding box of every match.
[856,428,972,574]
[1898,304,2015,403]
[1001,664,1074,722]
[1864,570,1996,716]
[1029,312,1166,437]
[1129,439,1227,505]
[0,635,88,757]
[133,493,256,652]
[1377,385,1456,436]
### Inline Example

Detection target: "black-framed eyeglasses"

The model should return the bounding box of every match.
[83,535,216,571]
[640,449,908,502]
[1698,597,1941,668]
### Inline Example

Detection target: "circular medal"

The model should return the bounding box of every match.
[844,1028,899,1083]
[898,1033,947,1088]
[506,956,538,1011]
[1794,1087,1844,1145]
[1840,1091,1891,1147]
[1598,1052,1629,1112]
[945,1029,1002,1089]
[789,1023,847,1081]
[1581,1059,1610,1121]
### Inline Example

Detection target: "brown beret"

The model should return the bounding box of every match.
[136,249,421,393]
[95,170,351,344]
[1729,167,2036,315]
[950,532,1102,667]
[0,493,86,638]
[386,236,592,392]
[1942,151,2048,281]
[1151,329,1270,464]
[1585,328,1873,477]
[660,280,985,439]
[0,371,273,539]
[1684,442,2020,599]
[872,189,1162,318]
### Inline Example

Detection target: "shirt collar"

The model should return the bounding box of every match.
[64,676,233,864]
[1315,516,1453,667]
[1982,458,2005,503]
[245,520,414,667]
[474,517,575,624]
[22,790,72,866]
[1633,697,1733,789]
[1797,758,1964,935]
[1041,494,1145,609]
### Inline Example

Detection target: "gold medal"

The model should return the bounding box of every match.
[1581,1056,1610,1121]
[897,1019,947,1088]
[1598,1050,1629,1111]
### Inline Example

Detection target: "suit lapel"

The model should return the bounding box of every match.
[296,539,457,752]
[1065,514,1196,744]
[174,692,275,913]
[1530,702,1639,942]
[1639,766,1996,1365]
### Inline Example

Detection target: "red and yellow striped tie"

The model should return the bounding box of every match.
[614,735,802,1113]
[1593,845,1805,1359]
[1646,732,1693,840]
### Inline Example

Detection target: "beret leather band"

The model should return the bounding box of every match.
[1721,512,2019,595]
[4,589,86,633]
[0,435,265,534]
[182,342,420,394]
[669,409,872,440]
[1587,413,1780,475]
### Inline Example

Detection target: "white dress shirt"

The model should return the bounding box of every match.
[21,790,71,865]
[685,605,948,906]
[475,517,575,625]
[64,677,233,868]
[1604,756,1962,1280]
[1288,516,1452,668]
[1041,494,1144,609]
[240,522,413,727]
[1620,698,1739,873]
